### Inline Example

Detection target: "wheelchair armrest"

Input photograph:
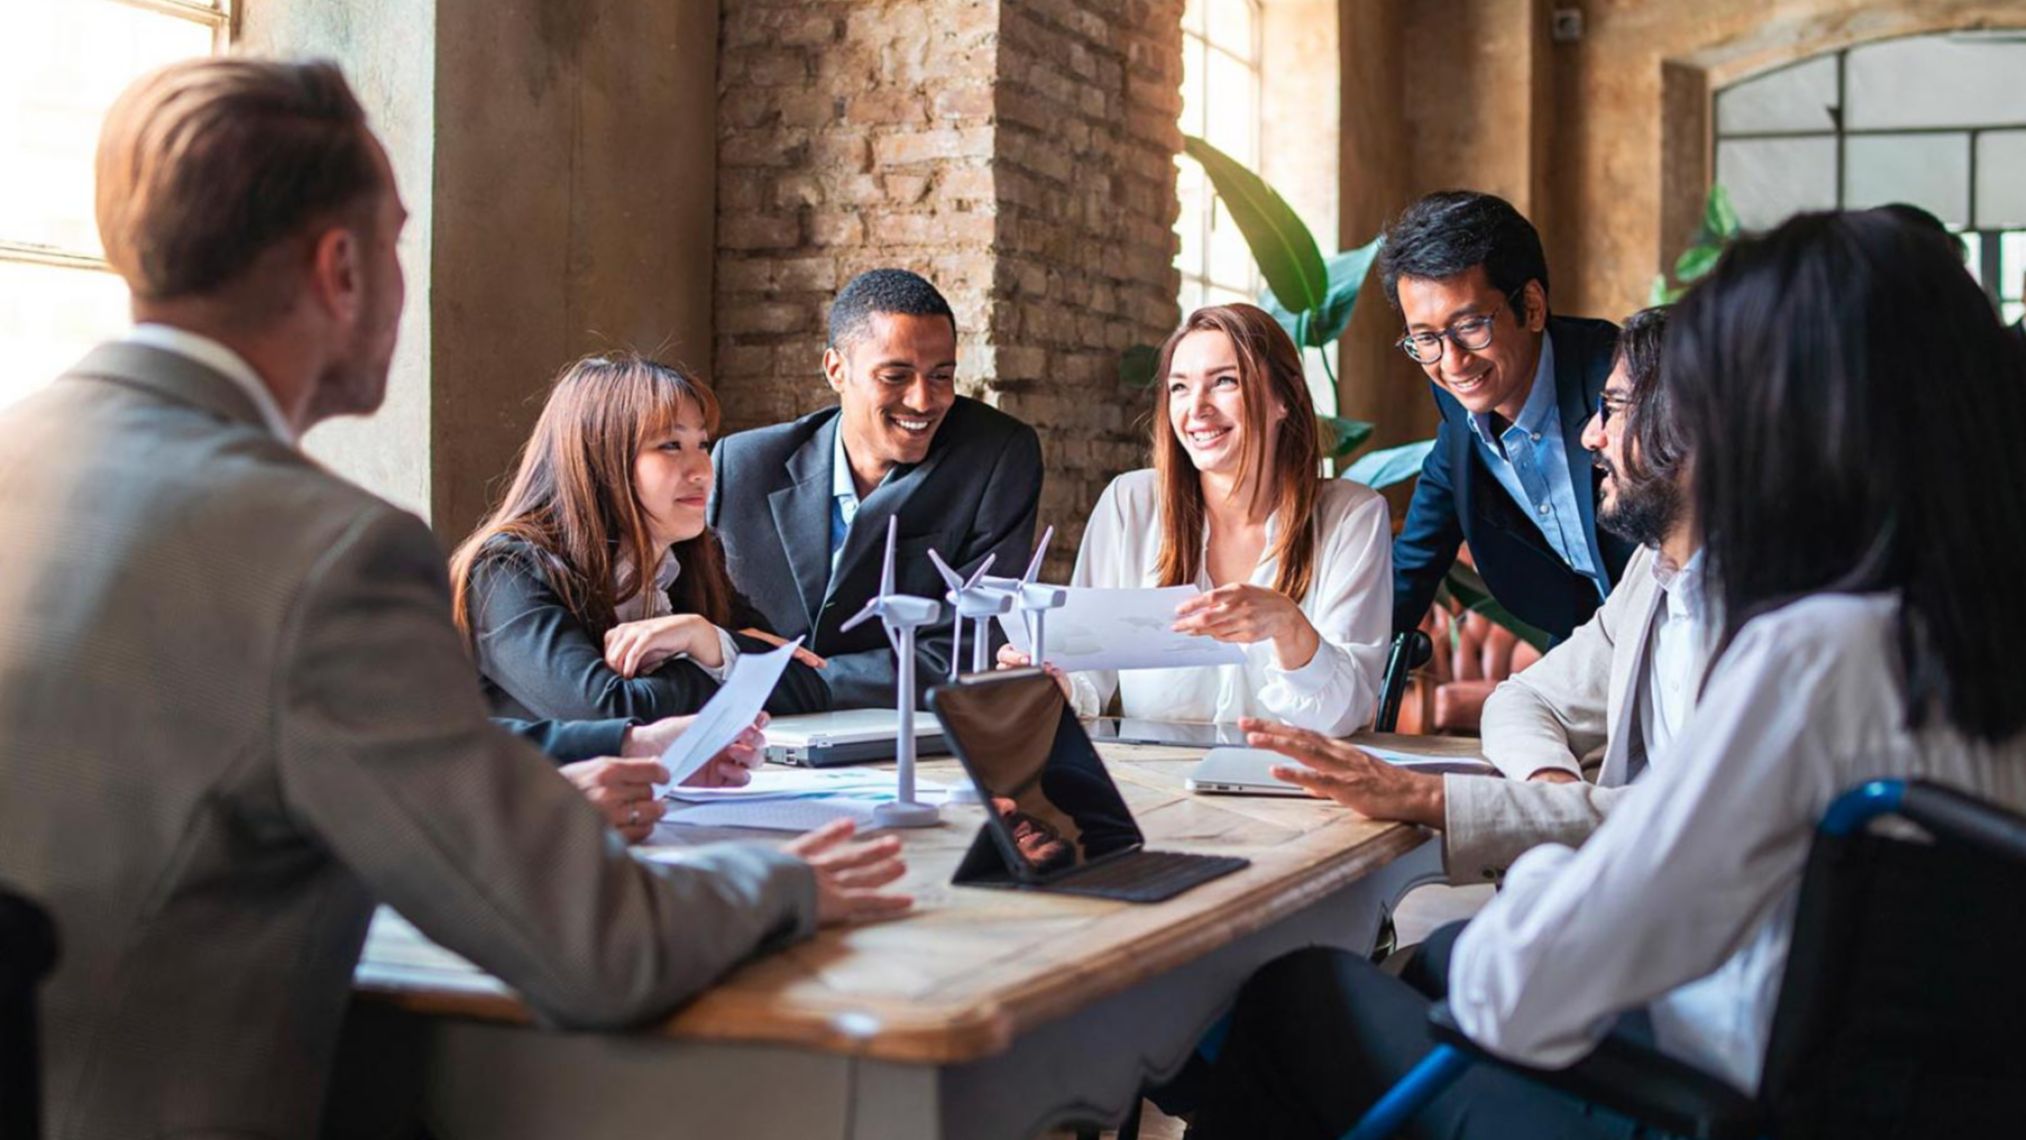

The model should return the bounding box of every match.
[1427,1004,1766,1140]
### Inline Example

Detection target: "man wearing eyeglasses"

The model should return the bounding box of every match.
[1382,190,1637,648]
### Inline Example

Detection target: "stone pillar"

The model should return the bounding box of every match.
[241,0,720,542]
[714,0,1183,578]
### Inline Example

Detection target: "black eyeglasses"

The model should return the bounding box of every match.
[1595,391,1631,426]
[1396,295,1515,364]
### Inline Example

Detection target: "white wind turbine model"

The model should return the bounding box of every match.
[839,517,943,828]
[982,525,1067,667]
[925,549,1009,808]
[926,550,1009,679]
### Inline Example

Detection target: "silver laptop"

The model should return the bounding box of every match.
[763,708,951,769]
[1187,744,1495,796]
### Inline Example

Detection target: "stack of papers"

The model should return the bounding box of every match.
[659,767,954,832]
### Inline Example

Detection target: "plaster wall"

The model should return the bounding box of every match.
[238,0,436,520]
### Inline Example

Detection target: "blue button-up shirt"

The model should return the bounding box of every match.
[1465,333,1605,597]
[830,424,864,576]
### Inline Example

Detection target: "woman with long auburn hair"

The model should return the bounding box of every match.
[450,353,829,724]
[1002,303,1392,734]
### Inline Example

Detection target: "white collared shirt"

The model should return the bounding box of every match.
[1449,592,2026,1093]
[1062,469,1393,735]
[612,549,739,681]
[1639,548,1709,768]
[123,324,297,445]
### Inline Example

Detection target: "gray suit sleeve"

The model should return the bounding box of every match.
[276,506,816,1029]
[1439,774,1634,885]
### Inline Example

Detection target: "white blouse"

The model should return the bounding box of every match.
[1063,469,1392,736]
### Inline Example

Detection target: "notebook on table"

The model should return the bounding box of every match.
[927,669,1248,903]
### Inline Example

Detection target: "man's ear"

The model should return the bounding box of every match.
[307,224,362,325]
[822,345,848,395]
[1520,279,1548,332]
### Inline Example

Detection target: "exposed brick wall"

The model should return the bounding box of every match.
[714,0,1001,430]
[714,0,1184,580]
[990,0,1184,577]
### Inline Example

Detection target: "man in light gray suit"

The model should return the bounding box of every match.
[1244,307,1706,885]
[0,58,909,1140]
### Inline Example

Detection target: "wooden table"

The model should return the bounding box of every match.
[336,736,1471,1140]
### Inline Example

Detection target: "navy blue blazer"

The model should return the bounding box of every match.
[708,398,1043,707]
[1391,314,1637,643]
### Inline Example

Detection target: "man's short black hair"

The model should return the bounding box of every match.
[828,268,957,349]
[1378,190,1550,313]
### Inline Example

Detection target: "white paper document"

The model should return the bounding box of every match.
[652,638,804,798]
[994,585,1246,672]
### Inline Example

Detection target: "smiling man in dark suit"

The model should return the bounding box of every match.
[709,270,1043,707]
[1383,191,1636,644]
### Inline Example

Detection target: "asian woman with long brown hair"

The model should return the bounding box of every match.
[1002,303,1392,734]
[450,352,829,723]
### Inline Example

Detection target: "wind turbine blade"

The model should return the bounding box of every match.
[1022,525,1054,583]
[839,598,882,633]
[926,548,964,592]
[881,517,897,597]
[963,552,997,589]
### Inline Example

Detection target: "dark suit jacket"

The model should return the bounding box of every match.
[466,537,832,722]
[709,398,1043,707]
[495,716,632,762]
[1392,315,1637,643]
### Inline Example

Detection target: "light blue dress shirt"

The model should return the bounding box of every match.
[829,423,863,575]
[1464,333,1604,597]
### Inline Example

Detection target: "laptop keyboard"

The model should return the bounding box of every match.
[1048,849,1249,903]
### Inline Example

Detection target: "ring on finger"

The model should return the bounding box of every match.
[628,805,641,826]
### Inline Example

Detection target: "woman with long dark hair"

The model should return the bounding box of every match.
[1003,303,1391,734]
[450,353,828,723]
[1191,209,2026,1136]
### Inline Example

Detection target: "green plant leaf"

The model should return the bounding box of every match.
[1260,238,1384,348]
[1672,242,1721,284]
[1319,415,1374,459]
[1702,183,1740,240]
[1183,134,1328,318]
[1648,273,1677,306]
[1341,438,1436,489]
[1441,562,1554,653]
[1119,343,1160,389]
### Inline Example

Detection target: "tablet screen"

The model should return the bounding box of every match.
[930,671,1144,878]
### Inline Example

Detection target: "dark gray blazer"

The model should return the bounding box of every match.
[464,536,832,723]
[708,398,1043,706]
[0,344,817,1139]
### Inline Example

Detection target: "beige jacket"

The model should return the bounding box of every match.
[0,344,817,1140]
[1441,545,1672,883]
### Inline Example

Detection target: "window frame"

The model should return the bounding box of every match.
[1712,35,2026,320]
[0,0,234,275]
[1176,0,1265,317]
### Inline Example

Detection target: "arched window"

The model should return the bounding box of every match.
[1714,30,2026,323]
[1175,0,1263,319]
[0,0,234,411]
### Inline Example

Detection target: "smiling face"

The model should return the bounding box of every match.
[1165,327,1281,479]
[824,311,958,488]
[1582,357,1682,548]
[632,397,714,550]
[1396,265,1546,422]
